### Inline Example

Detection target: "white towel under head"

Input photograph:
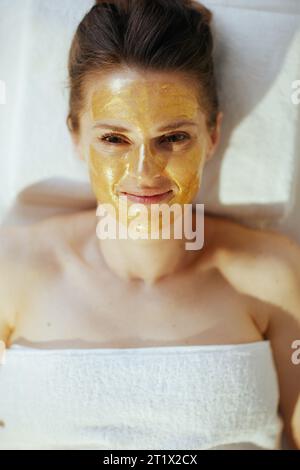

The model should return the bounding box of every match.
[0,0,299,223]
[0,340,283,450]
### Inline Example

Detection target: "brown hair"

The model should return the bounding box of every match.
[67,0,219,135]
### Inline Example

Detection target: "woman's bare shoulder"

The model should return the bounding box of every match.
[0,209,96,260]
[206,212,299,292]
[206,213,300,316]
[205,212,299,252]
[0,210,96,339]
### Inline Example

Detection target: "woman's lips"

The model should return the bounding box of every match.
[119,189,173,204]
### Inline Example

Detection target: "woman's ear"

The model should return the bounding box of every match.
[206,111,223,162]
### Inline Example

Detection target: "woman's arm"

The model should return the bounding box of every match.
[213,217,300,449]
[0,227,23,344]
[265,302,300,449]
[0,281,16,344]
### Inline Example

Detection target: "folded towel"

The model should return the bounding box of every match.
[0,340,283,450]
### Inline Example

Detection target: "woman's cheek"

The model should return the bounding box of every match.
[166,145,205,203]
[88,145,124,204]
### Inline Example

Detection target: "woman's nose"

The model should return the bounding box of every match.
[127,143,164,181]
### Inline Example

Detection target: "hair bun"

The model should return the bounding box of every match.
[95,0,212,24]
[188,1,212,25]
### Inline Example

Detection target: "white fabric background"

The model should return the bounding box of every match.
[0,0,299,241]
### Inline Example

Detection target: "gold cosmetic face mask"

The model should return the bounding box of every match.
[86,74,209,236]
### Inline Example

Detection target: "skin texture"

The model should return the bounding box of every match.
[0,67,299,449]
[89,77,206,210]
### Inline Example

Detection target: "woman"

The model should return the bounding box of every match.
[0,0,299,450]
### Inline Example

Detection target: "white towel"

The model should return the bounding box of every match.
[0,1,299,224]
[0,340,283,450]
[197,0,300,222]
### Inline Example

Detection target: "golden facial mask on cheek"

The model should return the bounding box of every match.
[88,78,208,234]
[165,141,206,206]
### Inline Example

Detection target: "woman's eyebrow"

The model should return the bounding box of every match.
[158,120,198,131]
[92,120,197,132]
[92,123,129,132]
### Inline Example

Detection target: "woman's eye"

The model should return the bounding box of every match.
[98,132,189,147]
[160,133,190,144]
[99,134,129,145]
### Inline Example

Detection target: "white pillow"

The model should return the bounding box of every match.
[0,0,299,226]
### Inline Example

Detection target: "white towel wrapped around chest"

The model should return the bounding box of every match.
[0,340,283,450]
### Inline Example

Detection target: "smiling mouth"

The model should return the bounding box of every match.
[119,189,173,204]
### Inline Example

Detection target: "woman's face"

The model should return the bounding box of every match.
[75,68,220,232]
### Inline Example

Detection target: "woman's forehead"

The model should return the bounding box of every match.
[86,73,201,126]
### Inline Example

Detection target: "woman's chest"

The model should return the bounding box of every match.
[10,262,262,348]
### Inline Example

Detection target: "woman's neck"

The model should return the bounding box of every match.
[98,236,195,285]
[96,209,209,286]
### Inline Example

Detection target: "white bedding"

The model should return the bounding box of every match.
[0,0,299,242]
